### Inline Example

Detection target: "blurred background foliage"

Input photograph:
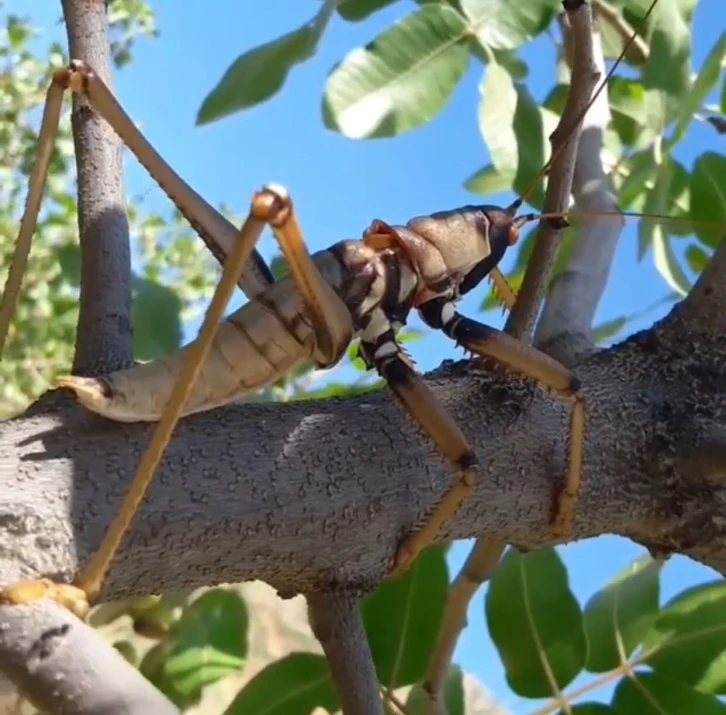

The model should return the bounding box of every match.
[2,0,726,713]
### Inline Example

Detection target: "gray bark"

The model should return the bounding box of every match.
[2,286,726,606]
[62,0,133,376]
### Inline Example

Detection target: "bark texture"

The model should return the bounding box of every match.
[2,294,726,605]
[62,0,133,376]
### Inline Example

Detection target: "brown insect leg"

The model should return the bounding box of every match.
[450,316,584,539]
[0,75,67,358]
[361,345,477,579]
[489,267,518,312]
[67,61,273,297]
[251,184,353,368]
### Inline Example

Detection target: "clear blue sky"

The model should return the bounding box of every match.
[22,0,723,712]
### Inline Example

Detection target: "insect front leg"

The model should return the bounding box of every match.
[358,315,478,578]
[418,297,585,540]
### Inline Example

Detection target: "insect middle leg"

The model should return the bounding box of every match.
[418,298,585,540]
[357,327,478,579]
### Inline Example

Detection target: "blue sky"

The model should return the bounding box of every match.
[21,0,724,712]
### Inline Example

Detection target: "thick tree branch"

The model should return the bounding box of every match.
[534,28,623,364]
[676,231,726,330]
[3,299,726,702]
[307,591,384,715]
[2,298,726,600]
[61,0,133,376]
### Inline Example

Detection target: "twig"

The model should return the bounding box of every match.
[0,561,179,715]
[534,21,624,364]
[421,540,504,715]
[307,591,384,715]
[61,0,133,376]
[505,0,599,339]
[423,4,600,712]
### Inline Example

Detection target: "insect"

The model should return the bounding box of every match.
[0,0,719,618]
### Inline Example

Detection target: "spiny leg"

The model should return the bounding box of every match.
[358,328,477,579]
[0,207,269,618]
[419,298,585,540]
[252,184,353,367]
[489,267,517,312]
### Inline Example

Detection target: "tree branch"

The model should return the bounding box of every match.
[504,0,599,339]
[534,25,623,364]
[3,297,726,698]
[676,231,726,331]
[0,560,178,714]
[307,591,384,715]
[61,0,133,376]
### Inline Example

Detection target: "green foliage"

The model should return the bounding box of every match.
[197,0,726,339]
[583,555,662,672]
[486,547,587,697]
[362,544,449,688]
[140,589,249,709]
[0,1,219,418]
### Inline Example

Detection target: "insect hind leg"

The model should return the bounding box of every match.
[419,298,585,540]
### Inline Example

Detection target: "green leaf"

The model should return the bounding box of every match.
[690,152,726,248]
[139,589,248,708]
[641,580,726,694]
[406,665,464,715]
[612,671,726,714]
[685,244,711,274]
[478,65,545,208]
[323,5,470,138]
[198,1,336,124]
[617,150,656,210]
[583,555,661,673]
[636,158,688,260]
[131,276,182,361]
[672,32,726,143]
[592,317,627,344]
[463,164,514,195]
[337,0,399,22]
[224,653,338,715]
[641,0,692,134]
[654,231,691,297]
[461,0,559,51]
[486,547,586,698]
[362,545,448,688]
[164,589,248,700]
[609,77,649,147]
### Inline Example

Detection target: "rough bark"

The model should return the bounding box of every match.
[2,285,726,602]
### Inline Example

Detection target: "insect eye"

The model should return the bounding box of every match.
[508,226,520,246]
